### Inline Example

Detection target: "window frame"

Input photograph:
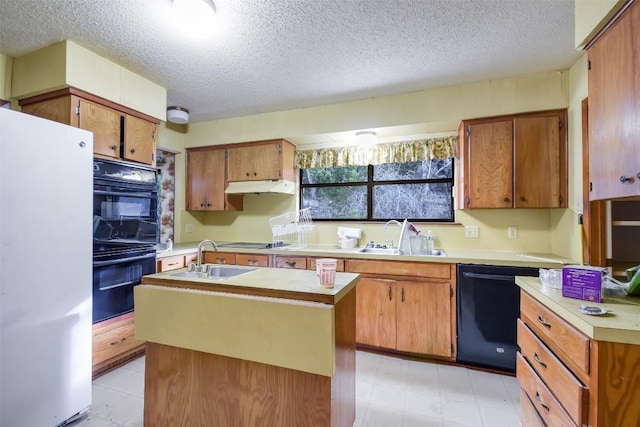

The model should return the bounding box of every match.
[299,161,455,222]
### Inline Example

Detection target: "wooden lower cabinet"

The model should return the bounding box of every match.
[273,255,307,269]
[92,312,145,378]
[156,252,199,272]
[518,290,640,426]
[236,253,269,267]
[203,251,237,265]
[349,260,456,359]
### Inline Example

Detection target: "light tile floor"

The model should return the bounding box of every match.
[72,351,520,427]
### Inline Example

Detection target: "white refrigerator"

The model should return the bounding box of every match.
[0,108,93,426]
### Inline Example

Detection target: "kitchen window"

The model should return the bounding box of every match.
[300,158,454,221]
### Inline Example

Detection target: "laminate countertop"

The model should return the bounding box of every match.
[142,264,359,305]
[516,276,640,345]
[157,242,577,269]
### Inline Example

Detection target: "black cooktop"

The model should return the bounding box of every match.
[217,241,289,249]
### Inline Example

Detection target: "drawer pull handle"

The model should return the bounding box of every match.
[533,352,547,368]
[537,316,551,329]
[388,286,392,301]
[285,261,296,267]
[248,258,257,264]
[217,258,226,264]
[401,287,405,302]
[535,392,549,411]
[110,337,126,346]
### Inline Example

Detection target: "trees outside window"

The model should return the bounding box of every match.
[300,159,454,221]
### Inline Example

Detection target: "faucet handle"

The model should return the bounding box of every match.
[365,240,375,248]
[187,262,197,272]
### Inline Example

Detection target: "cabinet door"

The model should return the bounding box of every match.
[396,281,452,356]
[78,99,121,158]
[20,95,76,125]
[465,120,513,208]
[186,149,226,211]
[124,115,156,165]
[514,115,563,207]
[588,1,640,200]
[227,143,281,181]
[355,277,396,348]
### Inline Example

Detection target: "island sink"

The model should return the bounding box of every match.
[171,265,257,279]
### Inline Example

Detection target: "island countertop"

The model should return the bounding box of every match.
[142,265,359,305]
[516,276,640,345]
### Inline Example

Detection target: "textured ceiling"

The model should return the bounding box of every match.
[0,0,580,124]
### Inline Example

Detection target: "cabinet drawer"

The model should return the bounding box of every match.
[274,255,307,269]
[184,253,198,265]
[308,257,345,272]
[93,320,144,366]
[521,292,590,375]
[520,389,545,427]
[236,253,269,267]
[517,353,577,427]
[203,251,237,265]
[158,255,185,272]
[518,320,587,426]
[346,259,451,279]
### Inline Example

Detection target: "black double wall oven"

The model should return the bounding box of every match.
[93,159,158,323]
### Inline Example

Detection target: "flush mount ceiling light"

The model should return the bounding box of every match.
[167,106,190,124]
[172,0,217,38]
[355,131,378,146]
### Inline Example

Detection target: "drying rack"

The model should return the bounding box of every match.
[269,208,314,248]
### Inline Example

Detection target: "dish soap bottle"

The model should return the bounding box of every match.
[426,230,436,251]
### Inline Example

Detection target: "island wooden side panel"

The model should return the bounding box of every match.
[144,343,332,426]
[332,284,356,426]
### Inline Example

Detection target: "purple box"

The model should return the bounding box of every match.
[562,265,607,302]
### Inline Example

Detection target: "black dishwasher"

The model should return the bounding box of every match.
[456,263,539,372]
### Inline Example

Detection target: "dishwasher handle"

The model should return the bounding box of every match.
[462,272,517,281]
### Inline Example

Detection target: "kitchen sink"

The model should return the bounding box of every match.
[171,265,258,280]
[356,247,401,255]
[415,249,448,257]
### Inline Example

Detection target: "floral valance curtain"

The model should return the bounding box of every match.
[294,136,457,169]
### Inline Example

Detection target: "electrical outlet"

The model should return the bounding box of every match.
[465,225,479,238]
[185,223,194,233]
[508,226,518,239]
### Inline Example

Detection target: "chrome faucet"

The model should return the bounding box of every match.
[383,220,403,249]
[196,239,218,270]
[384,219,411,254]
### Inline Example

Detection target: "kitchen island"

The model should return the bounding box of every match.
[136,266,359,427]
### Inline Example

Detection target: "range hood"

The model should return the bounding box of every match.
[224,179,296,195]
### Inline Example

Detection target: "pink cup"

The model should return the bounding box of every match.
[316,258,337,288]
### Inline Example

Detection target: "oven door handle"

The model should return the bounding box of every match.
[99,279,140,291]
[93,252,156,267]
[94,190,157,198]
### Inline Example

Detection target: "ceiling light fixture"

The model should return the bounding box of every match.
[355,131,378,146]
[172,0,217,38]
[167,106,190,124]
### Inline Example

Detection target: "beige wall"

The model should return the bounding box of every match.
[11,40,167,120]
[575,0,627,49]
[0,53,13,101]
[550,54,590,263]
[178,70,581,259]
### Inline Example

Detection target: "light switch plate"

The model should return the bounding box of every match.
[508,226,518,239]
[465,225,479,238]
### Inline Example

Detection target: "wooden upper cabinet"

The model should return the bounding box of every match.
[458,110,567,209]
[78,98,121,158]
[587,0,640,200]
[124,115,156,165]
[465,120,513,208]
[226,139,296,182]
[18,88,159,166]
[186,147,243,211]
[514,116,563,208]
